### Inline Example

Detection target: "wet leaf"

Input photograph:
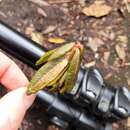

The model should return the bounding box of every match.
[27,58,69,94]
[31,32,44,45]
[82,1,112,17]
[48,42,75,61]
[60,48,81,93]
[48,37,66,44]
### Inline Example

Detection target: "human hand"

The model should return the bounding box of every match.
[0,52,36,130]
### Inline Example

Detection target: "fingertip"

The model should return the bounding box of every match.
[0,52,28,89]
[0,87,36,130]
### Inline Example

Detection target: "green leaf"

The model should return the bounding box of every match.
[27,42,84,95]
[48,42,75,61]
[48,37,66,44]
[49,71,67,92]
[27,59,61,94]
[36,48,56,65]
[49,84,59,92]
[27,58,69,94]
[60,48,81,93]
[47,65,68,86]
[31,32,44,45]
[58,71,67,87]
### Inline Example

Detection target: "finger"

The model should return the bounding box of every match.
[0,87,35,130]
[0,52,28,90]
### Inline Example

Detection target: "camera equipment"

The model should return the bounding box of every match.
[0,21,130,130]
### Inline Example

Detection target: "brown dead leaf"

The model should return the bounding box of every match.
[115,35,128,62]
[127,77,130,86]
[125,71,130,87]
[78,0,87,6]
[87,37,104,52]
[84,61,96,68]
[28,0,50,6]
[48,37,66,44]
[116,35,128,46]
[104,73,113,80]
[47,125,59,130]
[25,26,35,35]
[115,44,126,61]
[82,1,112,17]
[127,118,130,128]
[37,8,47,17]
[31,32,44,45]
[0,11,7,18]
[48,0,73,4]
[102,51,110,65]
[124,0,130,13]
[43,25,57,34]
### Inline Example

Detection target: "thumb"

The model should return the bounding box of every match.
[0,87,35,130]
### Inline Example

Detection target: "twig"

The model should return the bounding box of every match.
[48,0,75,4]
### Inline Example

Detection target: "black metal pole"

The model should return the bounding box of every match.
[0,21,46,68]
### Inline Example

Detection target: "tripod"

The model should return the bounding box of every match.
[0,21,130,130]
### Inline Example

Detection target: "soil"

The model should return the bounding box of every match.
[0,0,130,130]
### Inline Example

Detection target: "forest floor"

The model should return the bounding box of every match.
[0,0,130,130]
